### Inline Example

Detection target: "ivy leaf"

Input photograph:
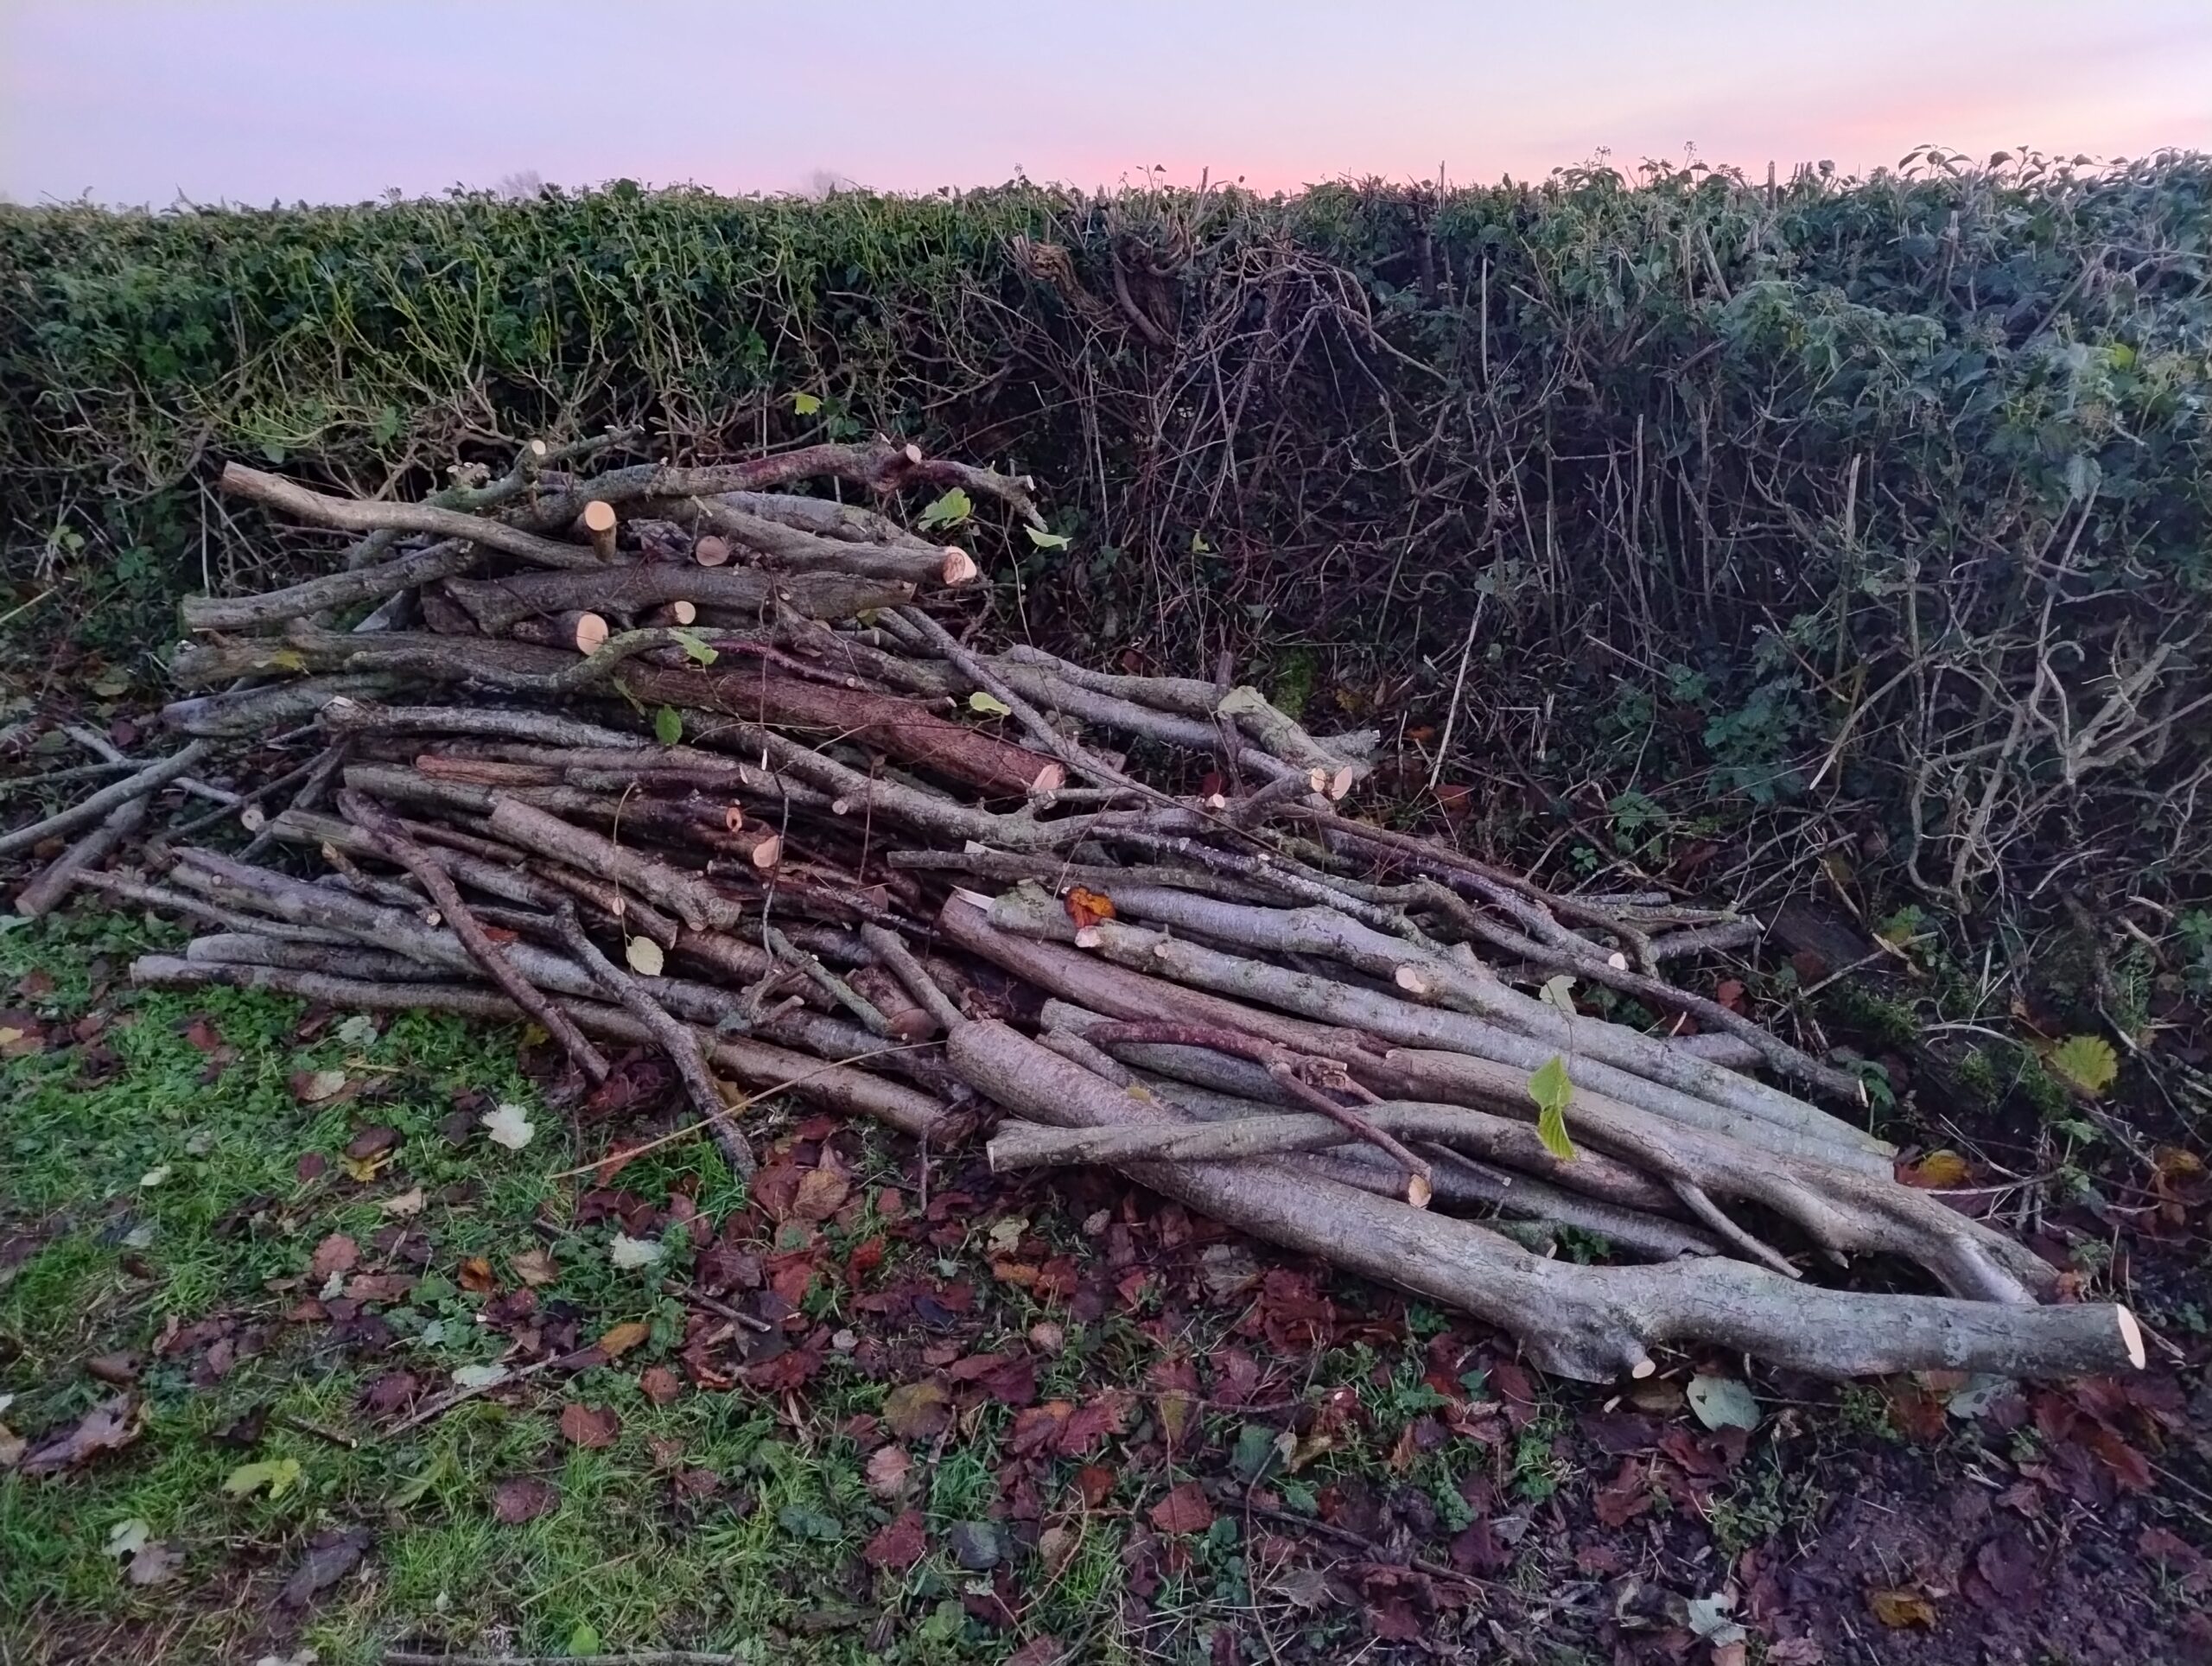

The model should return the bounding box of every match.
[789,391,822,416]
[2047,1034,2118,1098]
[652,705,683,747]
[917,487,972,531]
[671,630,717,666]
[968,690,1013,717]
[1529,1055,1576,1161]
[624,937,664,977]
[1023,525,1071,550]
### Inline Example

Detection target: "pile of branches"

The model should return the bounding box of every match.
[3,434,2146,1384]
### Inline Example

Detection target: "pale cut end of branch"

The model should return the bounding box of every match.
[1030,762,1068,794]
[750,834,783,871]
[1407,1173,1433,1209]
[723,804,745,834]
[561,611,609,654]
[1394,965,1431,996]
[1074,926,1105,949]
[527,438,550,460]
[644,600,699,627]
[902,442,923,464]
[1307,768,1331,795]
[940,547,980,585]
[2118,1306,2146,1370]
[582,499,619,561]
[694,535,732,567]
[950,887,993,912]
[1328,765,1358,800]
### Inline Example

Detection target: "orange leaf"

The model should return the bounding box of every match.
[459,1256,495,1294]
[1147,1481,1214,1536]
[596,1320,651,1359]
[1898,1149,1970,1188]
[1065,887,1116,931]
[1868,1588,1936,1628]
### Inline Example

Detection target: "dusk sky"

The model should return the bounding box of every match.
[5,1,2209,205]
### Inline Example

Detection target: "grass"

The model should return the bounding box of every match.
[0,908,1186,1663]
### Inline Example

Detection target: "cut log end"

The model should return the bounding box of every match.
[723,804,745,834]
[750,834,783,871]
[564,611,609,654]
[2118,1305,2147,1370]
[1327,765,1358,800]
[1030,762,1068,794]
[940,546,980,585]
[694,535,732,567]
[582,499,619,562]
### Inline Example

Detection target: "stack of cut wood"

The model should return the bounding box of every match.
[3,434,2145,1383]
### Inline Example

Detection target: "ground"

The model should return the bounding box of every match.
[3,904,2209,1666]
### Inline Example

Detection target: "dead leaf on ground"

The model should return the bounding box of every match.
[1898,1149,1970,1188]
[639,1365,683,1407]
[791,1166,850,1222]
[881,1380,951,1440]
[280,1526,371,1606]
[291,1068,349,1104]
[865,1444,912,1499]
[458,1256,495,1294]
[863,1507,927,1569]
[22,1396,139,1474]
[1868,1588,1937,1628]
[1147,1481,1214,1536]
[490,1476,560,1524]
[308,1233,359,1283]
[559,1403,620,1449]
[125,1541,184,1586]
[512,1246,559,1286]
[595,1320,650,1359]
[1064,887,1116,930]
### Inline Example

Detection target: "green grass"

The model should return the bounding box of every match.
[0,910,1177,1663]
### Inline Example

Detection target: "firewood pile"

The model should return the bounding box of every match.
[4,433,2145,1383]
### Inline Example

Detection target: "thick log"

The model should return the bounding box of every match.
[946,1017,2143,1382]
[652,497,976,587]
[442,564,909,633]
[616,664,1065,798]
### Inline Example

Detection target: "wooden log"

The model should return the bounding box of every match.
[180,539,479,635]
[693,535,731,567]
[580,499,619,561]
[507,611,609,653]
[221,462,604,571]
[441,564,909,633]
[618,664,1065,798]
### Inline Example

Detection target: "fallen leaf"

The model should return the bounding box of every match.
[490,1476,559,1524]
[639,1365,683,1407]
[2046,1034,2119,1097]
[865,1444,912,1498]
[1868,1588,1937,1628]
[137,1164,173,1188]
[791,1166,850,1222]
[280,1526,370,1606]
[22,1396,139,1474]
[223,1456,303,1500]
[596,1320,650,1359]
[609,1231,664,1270]
[1147,1481,1214,1536]
[86,1351,141,1386]
[450,1363,511,1391]
[1899,1149,1970,1188]
[1687,1375,1761,1432]
[559,1403,620,1448]
[625,936,665,977]
[1686,1592,1748,1647]
[863,1507,928,1569]
[125,1542,184,1586]
[378,1188,425,1218]
[458,1256,495,1294]
[1064,887,1116,930]
[480,1103,535,1150]
[512,1246,559,1286]
[294,1069,348,1104]
[308,1233,359,1283]
[947,1519,1001,1570]
[334,1014,378,1050]
[882,1380,951,1440]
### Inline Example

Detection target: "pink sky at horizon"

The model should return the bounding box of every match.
[3,2,2209,205]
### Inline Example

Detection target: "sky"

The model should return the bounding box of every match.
[3,0,2209,206]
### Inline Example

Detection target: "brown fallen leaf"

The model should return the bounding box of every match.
[1147,1481,1214,1536]
[864,1444,912,1499]
[280,1525,371,1606]
[459,1256,496,1294]
[1898,1149,1970,1188]
[639,1365,683,1407]
[596,1320,651,1359]
[881,1380,951,1440]
[86,1351,142,1386]
[559,1403,620,1449]
[308,1233,359,1283]
[791,1166,850,1223]
[125,1542,185,1587]
[490,1475,559,1524]
[1064,887,1116,931]
[1868,1587,1937,1628]
[863,1507,927,1569]
[512,1246,559,1287]
[22,1396,139,1475]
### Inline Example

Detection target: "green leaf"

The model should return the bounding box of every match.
[1685,1374,1761,1431]
[789,390,822,416]
[671,630,717,666]
[222,1456,302,1500]
[1537,974,1576,1015]
[2047,1033,2118,1098]
[653,704,682,746]
[775,1504,842,1541]
[968,690,1013,717]
[1190,531,1212,554]
[566,1619,603,1657]
[1023,525,1071,550]
[1529,1055,1577,1161]
[917,486,972,531]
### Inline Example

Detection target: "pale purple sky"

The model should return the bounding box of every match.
[5,1,2209,205]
